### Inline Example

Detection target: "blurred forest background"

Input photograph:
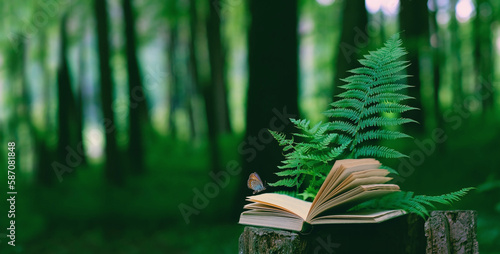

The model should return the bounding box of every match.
[0,0,499,253]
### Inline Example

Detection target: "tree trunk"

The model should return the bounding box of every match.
[167,21,179,138]
[16,35,35,183]
[236,0,299,217]
[240,213,425,254]
[202,0,230,174]
[56,14,82,180]
[239,227,307,254]
[77,34,87,167]
[206,0,231,134]
[95,0,122,185]
[449,0,464,105]
[399,0,430,132]
[474,0,495,112]
[122,0,147,174]
[429,0,445,154]
[424,210,479,253]
[333,0,368,97]
[187,0,201,141]
[239,211,478,254]
[36,31,56,185]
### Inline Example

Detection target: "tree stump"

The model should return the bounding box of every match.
[238,227,306,254]
[239,210,477,254]
[424,210,478,254]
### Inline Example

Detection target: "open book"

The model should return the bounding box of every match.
[238,158,406,231]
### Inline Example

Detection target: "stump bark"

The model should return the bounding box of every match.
[239,210,477,254]
[424,210,478,254]
[238,227,306,254]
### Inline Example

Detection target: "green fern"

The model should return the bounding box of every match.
[324,34,416,159]
[270,34,413,199]
[268,34,472,213]
[348,187,475,218]
[268,119,348,198]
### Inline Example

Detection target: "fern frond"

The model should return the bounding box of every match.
[354,145,406,159]
[275,168,314,177]
[322,34,416,159]
[369,84,412,94]
[353,130,411,146]
[361,103,417,118]
[269,130,293,148]
[341,75,372,86]
[358,116,417,129]
[268,178,296,187]
[329,98,364,110]
[420,187,475,205]
[365,93,413,104]
[269,119,346,198]
[270,34,423,201]
[337,89,367,100]
[379,165,399,175]
[323,108,360,121]
[348,188,475,218]
[327,121,357,135]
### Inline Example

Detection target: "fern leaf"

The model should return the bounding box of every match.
[337,89,367,100]
[328,121,357,135]
[275,168,310,177]
[348,188,475,218]
[329,98,364,110]
[268,178,296,187]
[380,165,399,175]
[359,116,417,129]
[369,84,412,94]
[323,108,360,121]
[354,145,407,159]
[353,130,411,146]
[361,103,417,118]
[365,93,413,105]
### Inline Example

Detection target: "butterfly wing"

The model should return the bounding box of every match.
[248,172,266,194]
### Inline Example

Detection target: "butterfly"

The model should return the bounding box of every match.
[247,172,266,194]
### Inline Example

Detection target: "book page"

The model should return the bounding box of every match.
[332,176,392,196]
[310,159,381,215]
[239,210,305,231]
[324,162,382,197]
[310,161,345,210]
[328,169,390,197]
[307,184,400,220]
[246,193,312,220]
[310,210,406,224]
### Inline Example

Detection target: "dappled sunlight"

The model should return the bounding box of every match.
[316,0,335,6]
[456,0,475,23]
[365,0,399,16]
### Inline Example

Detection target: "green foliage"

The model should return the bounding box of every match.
[324,34,416,159]
[268,119,348,198]
[269,34,472,217]
[348,187,475,218]
[270,34,415,199]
